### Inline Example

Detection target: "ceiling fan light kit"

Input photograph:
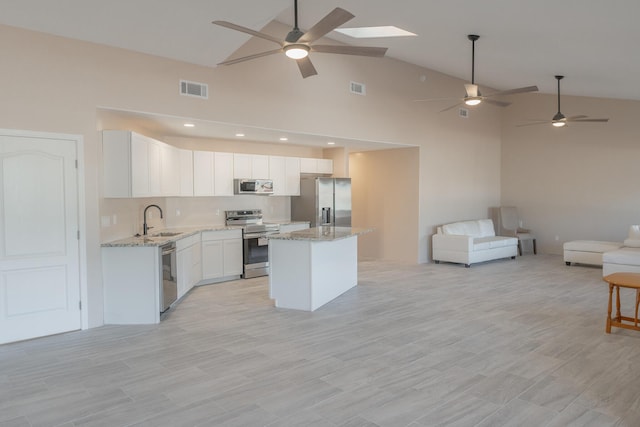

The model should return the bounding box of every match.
[284,44,309,59]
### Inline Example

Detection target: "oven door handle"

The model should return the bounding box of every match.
[244,233,266,239]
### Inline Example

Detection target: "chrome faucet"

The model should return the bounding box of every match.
[143,204,163,235]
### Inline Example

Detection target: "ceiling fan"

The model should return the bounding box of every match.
[212,0,388,78]
[415,34,538,112]
[517,75,609,127]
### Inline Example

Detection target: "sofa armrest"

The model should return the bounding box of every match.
[432,233,473,252]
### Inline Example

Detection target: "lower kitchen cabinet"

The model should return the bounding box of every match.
[176,233,201,299]
[201,229,242,282]
[102,246,161,325]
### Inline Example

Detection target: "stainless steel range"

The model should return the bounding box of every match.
[225,209,280,279]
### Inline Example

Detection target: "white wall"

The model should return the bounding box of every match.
[501,93,640,253]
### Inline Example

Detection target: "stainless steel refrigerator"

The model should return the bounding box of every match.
[291,177,352,227]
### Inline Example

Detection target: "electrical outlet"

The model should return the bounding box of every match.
[176,209,181,216]
[555,235,560,241]
[215,209,220,216]
[112,214,117,225]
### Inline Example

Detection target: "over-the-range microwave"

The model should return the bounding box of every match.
[234,179,274,195]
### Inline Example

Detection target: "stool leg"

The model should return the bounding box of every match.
[533,239,537,255]
[636,290,640,327]
[518,241,522,256]
[607,283,613,333]
[616,286,622,322]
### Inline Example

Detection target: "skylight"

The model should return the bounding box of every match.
[334,26,416,38]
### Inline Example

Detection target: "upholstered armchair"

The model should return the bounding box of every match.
[494,206,536,256]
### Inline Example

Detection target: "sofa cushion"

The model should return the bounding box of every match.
[624,239,640,248]
[473,236,517,250]
[442,219,495,238]
[563,240,622,253]
[603,247,640,265]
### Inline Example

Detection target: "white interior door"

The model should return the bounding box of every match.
[0,133,81,344]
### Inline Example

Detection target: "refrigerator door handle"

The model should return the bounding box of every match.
[321,207,331,225]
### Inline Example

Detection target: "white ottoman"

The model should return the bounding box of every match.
[603,247,640,276]
[564,240,623,266]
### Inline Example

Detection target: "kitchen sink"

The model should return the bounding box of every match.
[150,231,183,237]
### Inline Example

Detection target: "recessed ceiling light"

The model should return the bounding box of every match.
[235,133,245,137]
[279,137,288,141]
[183,123,195,128]
[334,26,416,39]
[327,141,336,145]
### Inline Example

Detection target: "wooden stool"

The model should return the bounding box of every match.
[603,272,640,333]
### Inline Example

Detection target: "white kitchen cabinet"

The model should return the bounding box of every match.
[299,157,333,175]
[234,153,270,179]
[177,233,201,299]
[223,239,243,276]
[252,154,270,178]
[160,143,180,196]
[233,153,251,179]
[269,156,286,195]
[270,156,301,196]
[214,152,234,196]
[178,149,194,196]
[201,229,242,282]
[102,246,161,324]
[193,150,214,196]
[285,157,301,195]
[317,159,333,175]
[194,150,234,196]
[103,130,164,198]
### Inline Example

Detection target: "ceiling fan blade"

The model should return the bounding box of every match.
[464,84,478,97]
[568,118,609,123]
[440,103,463,113]
[516,121,549,127]
[565,115,588,120]
[296,56,318,78]
[311,44,387,57]
[218,49,282,66]
[212,21,283,45]
[413,96,460,102]
[483,98,511,108]
[297,8,355,44]
[485,85,539,97]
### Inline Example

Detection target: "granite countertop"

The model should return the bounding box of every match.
[101,225,241,247]
[268,226,373,242]
[101,220,312,247]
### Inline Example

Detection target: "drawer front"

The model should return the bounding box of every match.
[201,229,241,242]
[176,233,201,250]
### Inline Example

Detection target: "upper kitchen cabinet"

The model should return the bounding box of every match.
[269,156,300,196]
[299,157,333,175]
[178,149,194,197]
[160,143,180,196]
[103,130,164,198]
[193,151,234,197]
[233,154,270,179]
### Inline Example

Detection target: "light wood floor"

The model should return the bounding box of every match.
[2,255,640,427]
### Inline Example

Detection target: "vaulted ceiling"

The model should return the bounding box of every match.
[2,0,637,100]
[2,1,637,149]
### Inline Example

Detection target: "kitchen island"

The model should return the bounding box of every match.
[268,226,372,311]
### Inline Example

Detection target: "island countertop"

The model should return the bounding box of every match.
[269,226,372,242]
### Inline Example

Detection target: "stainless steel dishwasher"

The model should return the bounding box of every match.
[160,242,177,313]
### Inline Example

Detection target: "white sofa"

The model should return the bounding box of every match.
[432,219,518,267]
[603,225,640,276]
